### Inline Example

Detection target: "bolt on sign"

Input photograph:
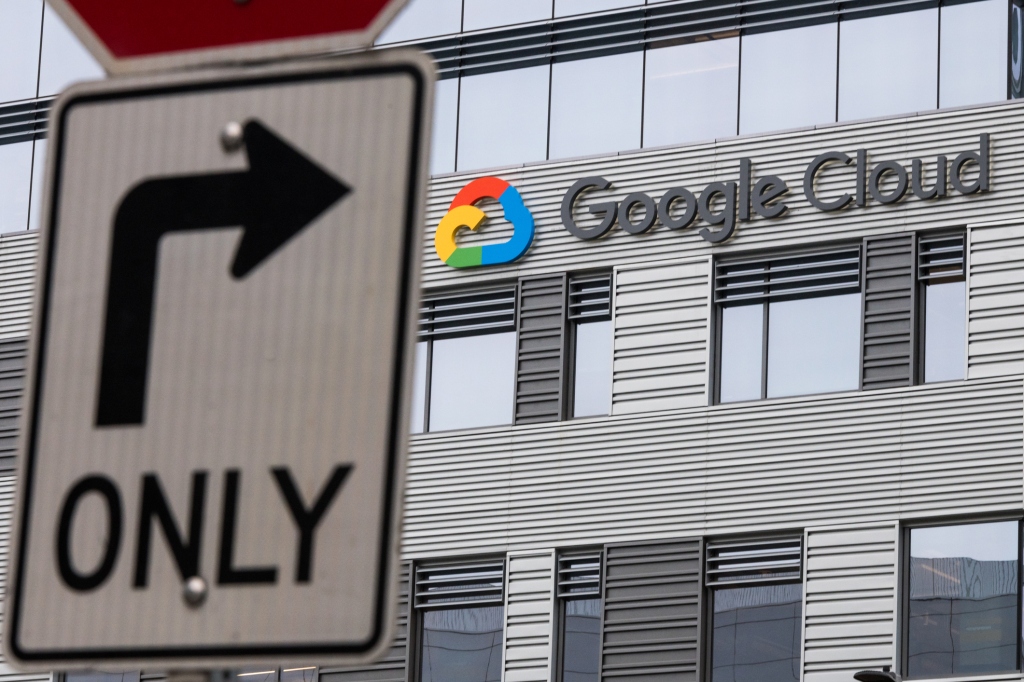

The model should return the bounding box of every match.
[4,50,433,669]
[46,0,413,74]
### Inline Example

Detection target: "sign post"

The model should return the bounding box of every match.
[4,42,432,671]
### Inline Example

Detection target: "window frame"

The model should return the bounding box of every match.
[711,242,864,405]
[898,514,1024,679]
[554,548,605,682]
[702,534,806,682]
[915,229,968,385]
[566,271,614,420]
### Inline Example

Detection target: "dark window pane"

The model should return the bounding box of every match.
[719,303,763,403]
[421,606,504,682]
[838,9,937,122]
[712,584,802,682]
[0,0,42,103]
[560,598,601,682]
[924,280,965,383]
[940,0,1007,108]
[908,522,1019,677]
[766,293,860,398]
[573,320,612,418]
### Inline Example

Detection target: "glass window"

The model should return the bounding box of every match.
[940,0,1008,108]
[0,0,43,103]
[573,319,612,418]
[376,0,462,44]
[907,521,1019,677]
[643,37,739,148]
[740,23,837,135]
[420,605,504,682]
[38,3,104,96]
[428,331,516,431]
[923,280,966,383]
[462,0,551,31]
[0,141,33,234]
[431,78,459,175]
[555,0,641,18]
[457,66,550,171]
[65,673,141,682]
[838,9,938,122]
[550,52,643,160]
[559,598,601,682]
[410,340,428,434]
[711,584,802,682]
[28,138,46,231]
[766,293,860,398]
[719,303,763,403]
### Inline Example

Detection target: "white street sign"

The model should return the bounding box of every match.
[5,50,431,669]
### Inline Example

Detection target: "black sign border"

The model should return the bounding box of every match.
[9,60,425,663]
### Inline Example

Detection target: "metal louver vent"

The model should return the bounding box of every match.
[706,536,803,585]
[419,286,517,339]
[568,274,611,321]
[414,559,505,608]
[557,550,602,598]
[714,247,861,305]
[0,97,52,146]
[395,0,941,80]
[918,232,965,281]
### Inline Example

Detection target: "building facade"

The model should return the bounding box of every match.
[1,1,1024,682]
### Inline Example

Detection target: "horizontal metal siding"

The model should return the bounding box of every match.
[503,550,554,682]
[0,340,26,473]
[0,231,38,342]
[967,222,1024,379]
[802,523,897,682]
[403,377,1022,556]
[612,258,709,415]
[420,102,1024,291]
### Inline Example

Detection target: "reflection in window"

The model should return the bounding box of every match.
[555,0,641,18]
[573,320,612,418]
[420,606,504,682]
[740,24,837,135]
[550,52,643,160]
[838,9,938,122]
[908,521,1019,677]
[718,304,763,403]
[462,0,550,31]
[766,293,860,398]
[458,66,550,171]
[0,0,42,103]
[376,0,462,44]
[431,78,459,175]
[644,38,739,148]
[38,3,104,97]
[280,668,318,682]
[429,332,516,431]
[924,281,966,383]
[0,141,34,234]
[940,0,1008,108]
[560,598,601,682]
[711,584,802,682]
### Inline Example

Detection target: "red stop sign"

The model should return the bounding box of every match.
[50,0,412,74]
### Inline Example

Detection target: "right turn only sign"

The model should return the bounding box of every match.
[5,50,432,669]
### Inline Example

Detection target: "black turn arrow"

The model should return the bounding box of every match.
[95,119,350,427]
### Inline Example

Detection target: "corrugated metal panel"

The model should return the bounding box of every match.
[704,535,801,585]
[601,540,701,682]
[862,234,914,390]
[967,222,1024,379]
[0,231,38,341]
[612,258,709,414]
[502,550,554,682]
[803,523,897,682]
[515,276,566,425]
[403,377,1021,556]
[0,339,26,473]
[0,98,50,146]
[419,103,1024,291]
[319,563,410,682]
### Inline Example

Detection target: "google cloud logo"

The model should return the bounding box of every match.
[435,177,535,268]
